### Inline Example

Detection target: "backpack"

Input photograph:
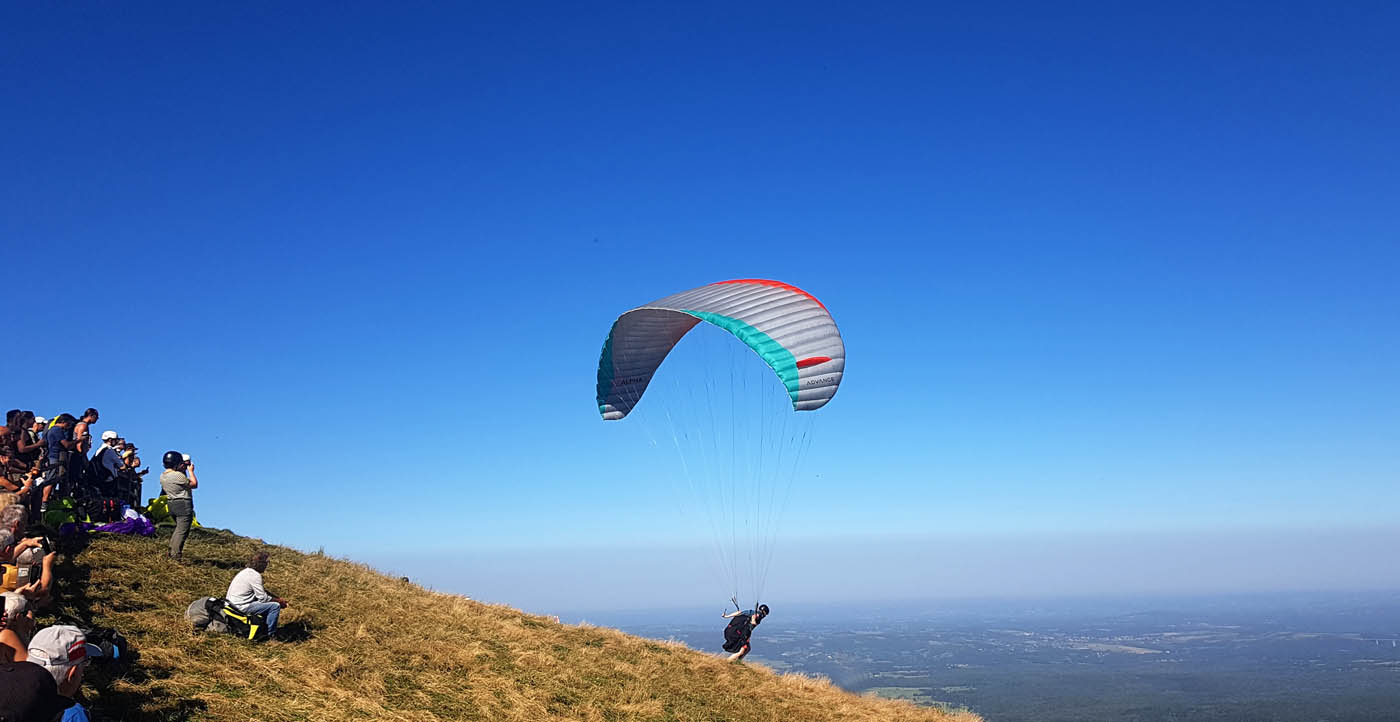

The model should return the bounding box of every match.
[89,448,119,493]
[186,597,229,634]
[77,497,124,523]
[205,597,270,641]
[83,627,131,663]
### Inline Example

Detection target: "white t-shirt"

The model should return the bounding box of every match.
[226,568,273,609]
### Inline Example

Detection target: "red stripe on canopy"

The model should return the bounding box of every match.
[714,279,828,310]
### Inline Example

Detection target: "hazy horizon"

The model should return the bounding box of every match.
[364,525,1400,613]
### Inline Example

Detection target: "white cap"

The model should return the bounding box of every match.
[27,625,102,666]
[34,416,47,425]
[101,430,118,441]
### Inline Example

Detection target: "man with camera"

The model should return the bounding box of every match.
[159,451,198,562]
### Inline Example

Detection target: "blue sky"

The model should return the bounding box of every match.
[4,3,1396,608]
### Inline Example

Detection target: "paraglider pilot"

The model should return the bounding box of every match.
[721,603,769,662]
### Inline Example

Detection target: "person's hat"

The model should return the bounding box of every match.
[1,591,29,626]
[162,450,184,469]
[27,625,102,667]
[0,659,75,722]
[100,430,118,441]
[32,416,46,425]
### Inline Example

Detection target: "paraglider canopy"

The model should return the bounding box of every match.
[596,279,846,420]
[595,278,845,610]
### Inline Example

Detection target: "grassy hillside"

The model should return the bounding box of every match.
[42,527,979,722]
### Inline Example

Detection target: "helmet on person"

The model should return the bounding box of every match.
[757,604,770,617]
[162,451,185,469]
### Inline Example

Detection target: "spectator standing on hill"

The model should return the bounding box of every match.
[14,413,44,487]
[160,450,197,561]
[119,446,146,507]
[92,431,123,494]
[0,414,28,496]
[36,414,77,518]
[26,416,47,482]
[69,409,98,492]
[227,551,289,637]
[27,625,100,722]
[71,409,97,458]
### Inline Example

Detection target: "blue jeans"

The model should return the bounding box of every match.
[241,601,281,634]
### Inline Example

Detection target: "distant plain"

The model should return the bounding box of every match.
[573,591,1400,722]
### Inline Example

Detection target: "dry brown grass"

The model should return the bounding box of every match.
[43,528,980,722]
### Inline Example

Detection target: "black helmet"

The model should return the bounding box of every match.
[757,604,770,616]
[162,451,184,469]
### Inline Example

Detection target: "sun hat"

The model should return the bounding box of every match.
[27,625,102,668]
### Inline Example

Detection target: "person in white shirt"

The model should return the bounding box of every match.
[225,551,289,636]
[92,431,124,492]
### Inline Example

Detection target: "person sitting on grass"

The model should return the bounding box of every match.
[13,540,54,609]
[720,603,770,662]
[1,591,34,662]
[0,529,14,566]
[27,625,101,722]
[1,504,25,537]
[226,551,289,637]
[0,500,19,542]
[0,530,55,608]
[0,652,76,722]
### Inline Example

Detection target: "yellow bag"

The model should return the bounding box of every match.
[145,495,201,528]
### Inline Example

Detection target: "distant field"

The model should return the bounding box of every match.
[609,592,1400,722]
